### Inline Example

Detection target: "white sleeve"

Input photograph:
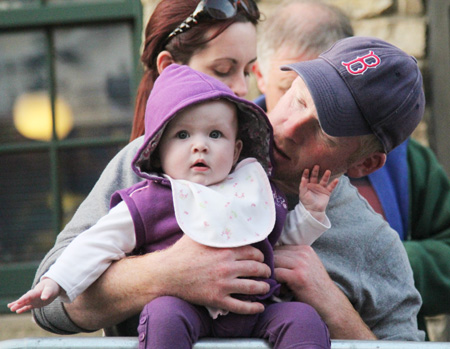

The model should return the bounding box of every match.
[43,201,136,303]
[278,201,331,246]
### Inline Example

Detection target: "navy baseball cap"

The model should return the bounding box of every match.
[282,36,425,153]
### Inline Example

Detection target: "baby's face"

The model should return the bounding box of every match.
[158,100,243,186]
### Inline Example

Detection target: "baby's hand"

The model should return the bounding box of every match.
[8,278,61,314]
[299,165,339,220]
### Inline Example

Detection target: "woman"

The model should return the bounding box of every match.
[33,0,271,336]
[130,0,260,141]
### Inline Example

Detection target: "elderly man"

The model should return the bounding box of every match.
[254,0,450,338]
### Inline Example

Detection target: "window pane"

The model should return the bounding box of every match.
[54,24,134,140]
[48,0,125,3]
[0,31,49,144]
[59,144,126,226]
[0,152,53,264]
[0,0,40,10]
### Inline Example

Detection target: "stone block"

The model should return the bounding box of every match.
[327,0,393,20]
[352,17,426,58]
[397,0,424,15]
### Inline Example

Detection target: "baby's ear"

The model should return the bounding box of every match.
[233,139,243,165]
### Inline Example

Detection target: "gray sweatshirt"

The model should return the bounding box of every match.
[32,136,425,341]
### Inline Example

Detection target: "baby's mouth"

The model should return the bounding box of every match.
[192,160,209,169]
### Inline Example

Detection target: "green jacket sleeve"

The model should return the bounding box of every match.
[405,138,450,317]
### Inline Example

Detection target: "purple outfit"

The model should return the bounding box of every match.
[111,174,287,302]
[111,64,330,349]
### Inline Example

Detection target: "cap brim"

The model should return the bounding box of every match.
[282,59,372,138]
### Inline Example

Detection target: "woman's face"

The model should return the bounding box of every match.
[187,22,257,97]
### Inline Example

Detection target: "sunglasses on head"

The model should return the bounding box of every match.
[167,0,259,40]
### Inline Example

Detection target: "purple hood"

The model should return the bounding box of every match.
[132,64,274,179]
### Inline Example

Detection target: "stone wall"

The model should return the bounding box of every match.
[141,0,427,56]
[140,0,429,143]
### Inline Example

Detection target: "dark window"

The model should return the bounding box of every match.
[0,0,142,312]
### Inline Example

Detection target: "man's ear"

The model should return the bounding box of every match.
[156,51,175,74]
[253,62,266,94]
[346,152,387,178]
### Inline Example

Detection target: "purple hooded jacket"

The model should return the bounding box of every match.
[111,64,287,300]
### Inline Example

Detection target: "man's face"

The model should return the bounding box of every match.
[268,76,360,193]
[257,46,317,112]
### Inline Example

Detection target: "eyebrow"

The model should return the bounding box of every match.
[213,57,257,65]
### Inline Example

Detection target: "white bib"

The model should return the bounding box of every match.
[167,158,276,248]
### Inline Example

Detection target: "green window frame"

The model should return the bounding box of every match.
[0,0,142,312]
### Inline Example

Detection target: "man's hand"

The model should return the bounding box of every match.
[66,235,271,330]
[160,235,272,314]
[274,244,376,339]
[274,245,336,311]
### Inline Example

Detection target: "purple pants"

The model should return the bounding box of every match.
[138,296,330,349]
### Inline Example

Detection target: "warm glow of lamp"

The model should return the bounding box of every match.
[13,92,74,141]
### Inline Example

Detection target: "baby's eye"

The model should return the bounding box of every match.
[210,130,222,139]
[176,131,189,139]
